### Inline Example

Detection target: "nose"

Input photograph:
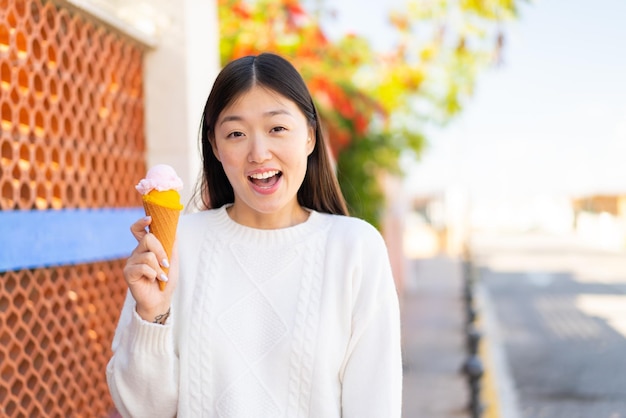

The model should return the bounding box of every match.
[247,134,272,163]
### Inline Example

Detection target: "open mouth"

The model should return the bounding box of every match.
[248,170,282,188]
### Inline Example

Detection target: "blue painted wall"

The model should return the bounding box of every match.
[0,208,145,272]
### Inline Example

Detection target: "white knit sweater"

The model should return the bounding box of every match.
[107,206,402,417]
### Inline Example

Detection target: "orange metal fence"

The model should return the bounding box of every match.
[1,261,127,416]
[1,0,146,416]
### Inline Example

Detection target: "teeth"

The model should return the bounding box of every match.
[249,170,279,179]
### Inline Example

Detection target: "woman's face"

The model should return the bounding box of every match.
[213,85,315,228]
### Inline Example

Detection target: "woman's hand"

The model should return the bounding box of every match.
[123,216,178,322]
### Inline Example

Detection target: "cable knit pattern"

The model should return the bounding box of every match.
[219,290,287,364]
[188,232,219,416]
[107,206,403,418]
[286,225,327,417]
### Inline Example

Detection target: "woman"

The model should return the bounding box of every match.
[107,53,402,417]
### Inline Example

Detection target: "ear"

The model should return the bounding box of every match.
[306,127,316,156]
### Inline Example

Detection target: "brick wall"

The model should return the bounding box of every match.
[0,0,146,415]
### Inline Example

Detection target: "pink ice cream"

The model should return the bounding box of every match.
[136,164,184,195]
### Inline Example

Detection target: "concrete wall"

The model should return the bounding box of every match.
[142,0,220,207]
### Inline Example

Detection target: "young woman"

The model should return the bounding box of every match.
[107,53,402,417]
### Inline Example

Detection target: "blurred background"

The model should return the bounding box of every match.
[1,0,625,416]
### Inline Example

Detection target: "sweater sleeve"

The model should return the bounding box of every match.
[106,291,179,418]
[339,224,403,418]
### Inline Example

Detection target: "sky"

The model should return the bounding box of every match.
[320,0,626,201]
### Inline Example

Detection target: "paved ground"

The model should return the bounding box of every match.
[473,232,626,418]
[401,256,471,418]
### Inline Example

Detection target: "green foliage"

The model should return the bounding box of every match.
[337,129,425,228]
[218,0,522,228]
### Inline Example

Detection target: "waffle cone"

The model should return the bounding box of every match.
[142,199,181,291]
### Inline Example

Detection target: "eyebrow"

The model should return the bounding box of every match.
[219,109,292,126]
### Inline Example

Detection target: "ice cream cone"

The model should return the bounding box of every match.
[142,196,181,291]
[135,164,184,292]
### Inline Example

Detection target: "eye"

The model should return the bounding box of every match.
[270,126,287,133]
[226,131,245,139]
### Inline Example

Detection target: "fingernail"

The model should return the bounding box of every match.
[143,216,151,222]
[161,258,170,268]
[159,273,169,282]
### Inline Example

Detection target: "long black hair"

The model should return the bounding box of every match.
[194,52,348,216]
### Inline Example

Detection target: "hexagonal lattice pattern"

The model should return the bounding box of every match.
[0,261,128,417]
[1,0,146,416]
[0,0,146,210]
